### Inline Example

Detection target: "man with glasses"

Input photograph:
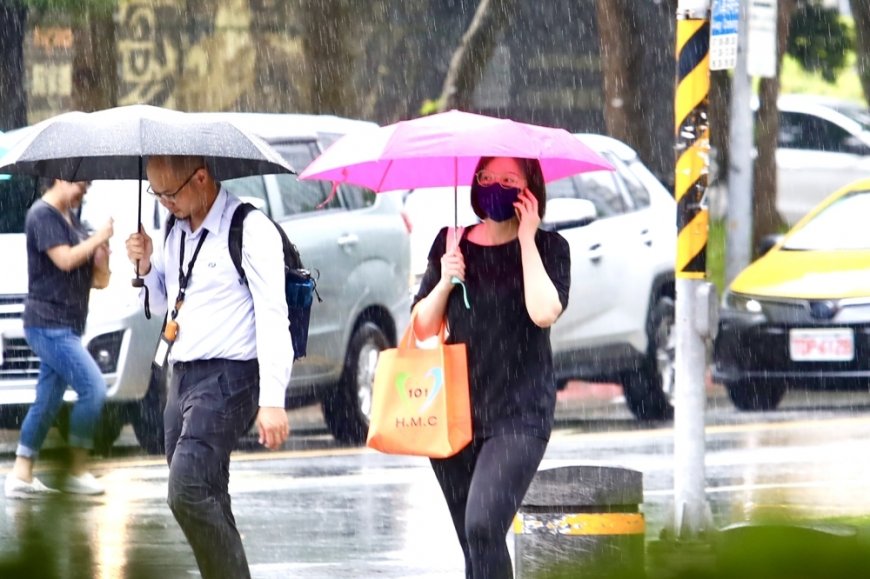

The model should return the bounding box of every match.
[125,156,292,579]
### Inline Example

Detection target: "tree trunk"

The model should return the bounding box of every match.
[0,1,28,130]
[851,0,870,104]
[594,0,634,146]
[594,0,675,191]
[300,0,356,116]
[436,0,516,112]
[72,2,118,112]
[752,0,796,255]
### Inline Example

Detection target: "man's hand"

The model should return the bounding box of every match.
[256,407,290,450]
[125,225,154,276]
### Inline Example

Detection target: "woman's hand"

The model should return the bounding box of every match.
[438,247,465,288]
[515,188,541,244]
[96,218,114,244]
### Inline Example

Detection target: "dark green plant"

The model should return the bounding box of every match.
[787,1,853,83]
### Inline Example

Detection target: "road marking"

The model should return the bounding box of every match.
[552,414,870,442]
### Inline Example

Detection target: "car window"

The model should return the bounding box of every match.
[546,176,577,200]
[783,191,870,251]
[272,142,339,215]
[573,170,627,218]
[340,184,377,209]
[0,175,36,234]
[834,104,870,131]
[606,153,650,210]
[223,175,271,216]
[779,112,854,153]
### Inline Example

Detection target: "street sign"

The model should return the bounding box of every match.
[710,0,739,70]
[747,0,777,78]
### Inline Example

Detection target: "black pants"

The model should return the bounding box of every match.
[430,433,548,579]
[164,358,259,579]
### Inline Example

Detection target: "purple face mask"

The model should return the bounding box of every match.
[477,183,520,222]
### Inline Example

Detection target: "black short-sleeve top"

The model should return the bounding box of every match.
[413,225,570,441]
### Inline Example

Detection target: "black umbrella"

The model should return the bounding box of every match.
[0,104,295,286]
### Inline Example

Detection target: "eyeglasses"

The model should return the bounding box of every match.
[475,170,525,189]
[147,167,202,201]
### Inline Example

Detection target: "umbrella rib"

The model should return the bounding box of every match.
[375,159,393,192]
[71,156,85,182]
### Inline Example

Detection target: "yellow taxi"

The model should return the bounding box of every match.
[713,178,870,411]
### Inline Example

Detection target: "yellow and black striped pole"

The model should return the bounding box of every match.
[672,1,713,540]
[675,12,710,278]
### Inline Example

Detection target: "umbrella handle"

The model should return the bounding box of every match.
[451,276,470,310]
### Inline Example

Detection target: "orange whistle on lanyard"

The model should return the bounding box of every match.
[164,319,179,341]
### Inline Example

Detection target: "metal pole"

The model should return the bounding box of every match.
[725,0,754,284]
[674,0,713,539]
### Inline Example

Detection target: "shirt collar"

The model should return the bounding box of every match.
[179,186,228,237]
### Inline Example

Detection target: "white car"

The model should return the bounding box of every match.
[400,134,677,420]
[775,95,870,224]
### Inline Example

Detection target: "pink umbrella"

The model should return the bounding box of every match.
[299,109,613,192]
[300,110,614,309]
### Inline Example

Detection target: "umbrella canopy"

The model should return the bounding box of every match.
[298,109,613,191]
[0,104,294,181]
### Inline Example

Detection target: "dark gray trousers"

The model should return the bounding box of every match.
[164,358,259,579]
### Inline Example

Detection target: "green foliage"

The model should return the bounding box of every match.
[419,99,443,116]
[707,218,725,295]
[781,51,867,104]
[787,2,853,83]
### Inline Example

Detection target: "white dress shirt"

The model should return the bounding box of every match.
[141,187,293,408]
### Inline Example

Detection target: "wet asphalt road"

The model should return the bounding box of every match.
[3,384,870,578]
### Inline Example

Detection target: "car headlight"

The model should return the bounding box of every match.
[722,290,764,314]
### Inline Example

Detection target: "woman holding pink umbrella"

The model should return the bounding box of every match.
[412,155,570,578]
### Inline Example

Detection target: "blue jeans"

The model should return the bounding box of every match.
[17,326,107,458]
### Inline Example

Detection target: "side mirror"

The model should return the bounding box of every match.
[757,233,783,257]
[542,198,597,232]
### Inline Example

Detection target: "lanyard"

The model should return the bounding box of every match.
[171,230,209,321]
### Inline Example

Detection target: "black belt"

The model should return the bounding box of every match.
[172,358,258,373]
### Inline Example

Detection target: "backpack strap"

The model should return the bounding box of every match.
[164,214,177,241]
[228,202,256,285]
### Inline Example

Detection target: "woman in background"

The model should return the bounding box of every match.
[4,178,113,498]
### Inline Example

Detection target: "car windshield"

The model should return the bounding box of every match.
[783,190,870,251]
[834,103,870,132]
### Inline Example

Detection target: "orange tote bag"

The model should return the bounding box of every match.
[366,317,472,458]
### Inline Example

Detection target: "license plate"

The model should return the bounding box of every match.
[789,328,854,361]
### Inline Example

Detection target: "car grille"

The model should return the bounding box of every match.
[717,298,870,374]
[1,337,40,380]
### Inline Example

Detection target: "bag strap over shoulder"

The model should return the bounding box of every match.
[228,202,256,284]
[401,308,448,350]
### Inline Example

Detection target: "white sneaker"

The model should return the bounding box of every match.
[4,475,60,499]
[61,472,105,496]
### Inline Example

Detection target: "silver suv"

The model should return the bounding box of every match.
[0,115,411,453]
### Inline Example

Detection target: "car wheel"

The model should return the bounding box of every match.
[622,296,675,421]
[322,322,390,445]
[56,403,125,456]
[131,365,168,455]
[725,380,785,411]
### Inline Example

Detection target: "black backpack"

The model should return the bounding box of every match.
[165,202,319,360]
[228,203,319,360]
